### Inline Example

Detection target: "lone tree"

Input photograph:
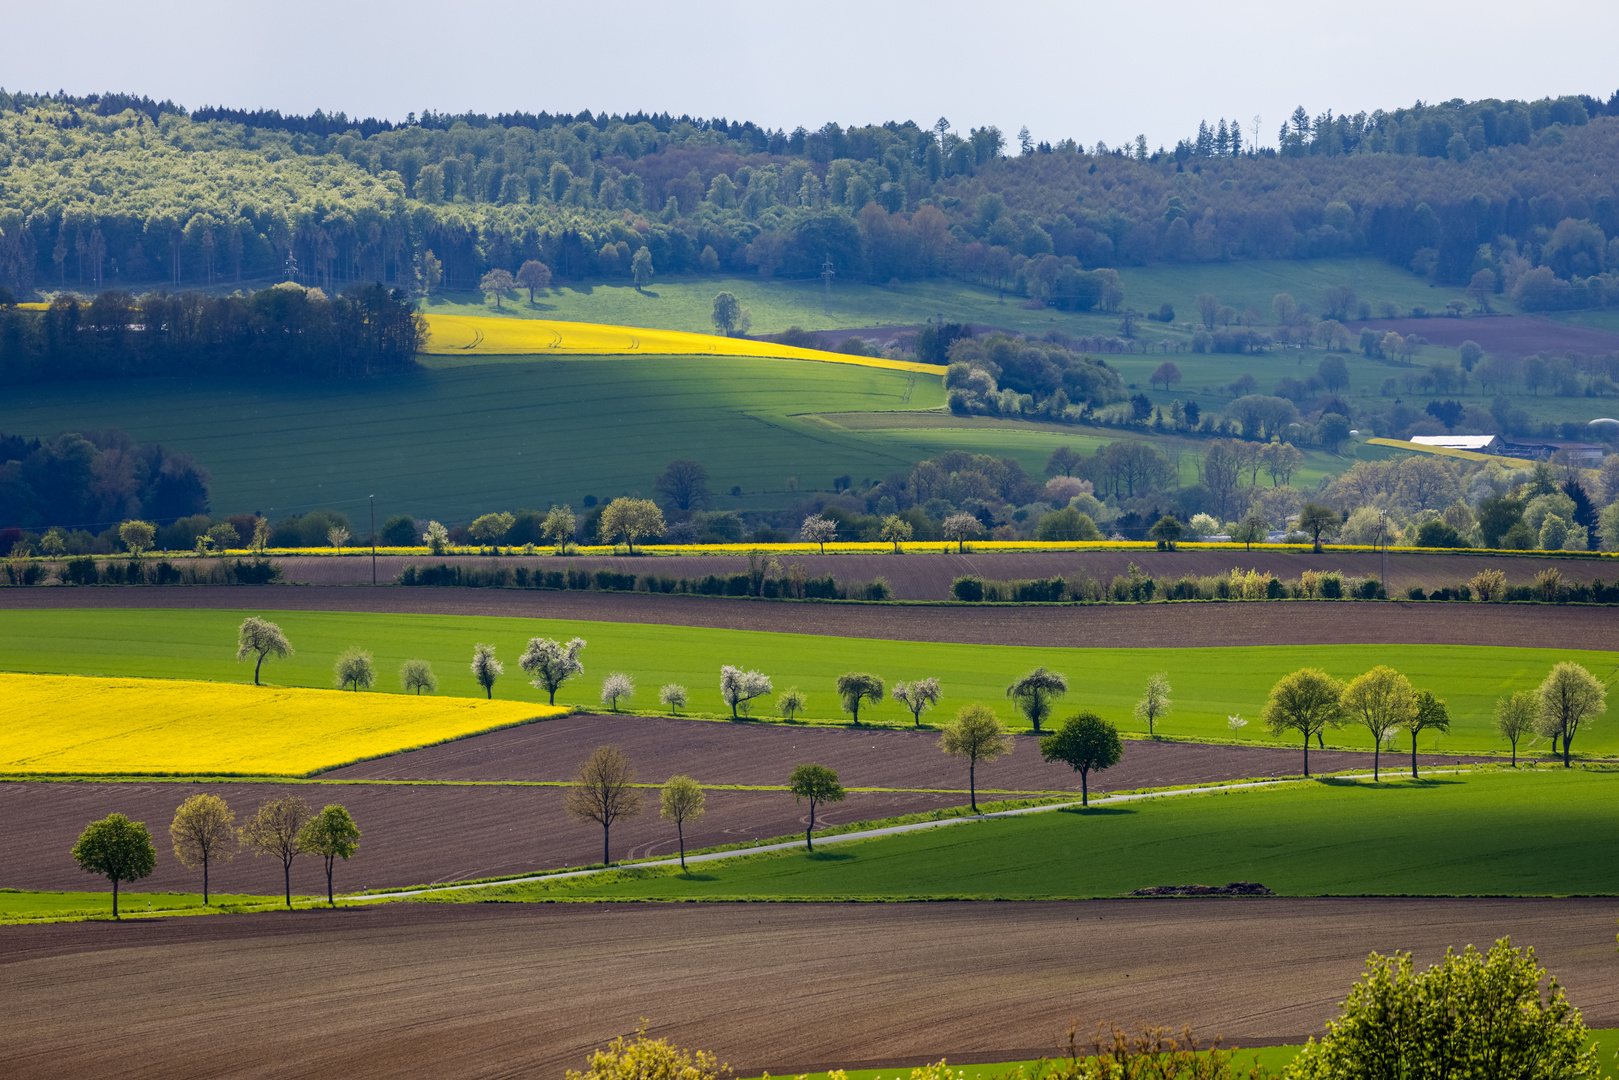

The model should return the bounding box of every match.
[631,246,653,291]
[297,804,361,907]
[1341,665,1415,781]
[837,672,885,725]
[542,505,576,553]
[1262,668,1347,776]
[720,665,772,718]
[1133,672,1172,736]
[711,291,743,336]
[654,460,714,514]
[893,677,942,727]
[520,636,587,704]
[480,268,515,307]
[1298,503,1341,553]
[1149,360,1182,391]
[787,764,846,851]
[777,687,808,720]
[879,514,913,553]
[1494,690,1538,767]
[1231,511,1269,551]
[599,497,665,553]
[940,703,1013,812]
[799,514,838,553]
[942,512,983,552]
[516,259,552,303]
[1006,666,1069,733]
[600,672,635,712]
[1040,712,1123,807]
[470,643,503,699]
[239,796,313,908]
[118,519,156,558]
[659,775,705,870]
[565,745,643,866]
[236,616,293,685]
[400,658,437,695]
[1147,515,1183,551]
[469,512,515,547]
[169,794,237,906]
[72,813,157,919]
[334,647,376,692]
[1405,690,1451,778]
[1536,661,1607,767]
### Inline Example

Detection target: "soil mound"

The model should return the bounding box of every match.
[1130,882,1275,897]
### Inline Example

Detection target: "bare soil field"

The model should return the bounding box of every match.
[5,899,1616,1080]
[1346,314,1619,355]
[263,548,1616,598]
[4,584,1615,650]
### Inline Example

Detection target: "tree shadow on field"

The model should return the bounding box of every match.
[526,300,558,313]
[674,873,717,882]
[1318,776,1464,789]
[805,850,854,861]
[1058,806,1137,817]
[637,289,661,299]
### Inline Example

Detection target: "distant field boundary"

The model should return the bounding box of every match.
[1366,437,1542,469]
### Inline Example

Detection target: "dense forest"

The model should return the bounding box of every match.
[2,89,1619,310]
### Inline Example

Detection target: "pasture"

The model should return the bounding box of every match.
[0,673,563,776]
[432,769,1619,901]
[1,607,1610,755]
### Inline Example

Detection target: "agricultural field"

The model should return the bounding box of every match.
[0,607,1611,755]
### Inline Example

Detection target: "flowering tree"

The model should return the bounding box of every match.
[720,665,772,718]
[659,683,688,713]
[893,677,942,727]
[600,672,635,712]
[470,643,503,698]
[521,636,587,704]
[800,515,838,553]
[942,513,982,553]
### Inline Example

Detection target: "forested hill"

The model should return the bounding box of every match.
[2,88,1618,312]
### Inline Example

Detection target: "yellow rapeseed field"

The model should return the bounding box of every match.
[0,673,564,777]
[1365,437,1541,470]
[420,313,942,373]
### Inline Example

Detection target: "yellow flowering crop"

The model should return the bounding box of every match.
[420,314,942,374]
[0,673,564,777]
[1365,437,1541,470]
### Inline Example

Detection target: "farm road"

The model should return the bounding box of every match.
[4,584,1615,649]
[5,899,1616,1080]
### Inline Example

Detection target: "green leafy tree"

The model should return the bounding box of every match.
[470,642,503,699]
[1494,690,1538,766]
[1262,668,1347,776]
[521,636,587,704]
[1231,511,1269,551]
[297,804,361,906]
[787,764,845,850]
[542,504,576,553]
[236,616,293,685]
[1146,515,1182,550]
[1045,446,1083,477]
[939,703,1012,812]
[1406,690,1450,778]
[777,687,808,720]
[479,268,515,307]
[1297,503,1340,552]
[516,259,552,302]
[599,497,665,553]
[469,511,515,546]
[118,519,156,557]
[836,672,885,725]
[711,291,742,335]
[565,745,643,866]
[878,514,913,553]
[333,647,376,692]
[1006,666,1068,732]
[1133,672,1172,736]
[631,246,653,291]
[400,658,437,695]
[72,813,157,919]
[1040,712,1123,806]
[1536,661,1607,767]
[239,796,313,908]
[1340,665,1414,781]
[170,793,236,906]
[1285,939,1598,1080]
[659,775,705,870]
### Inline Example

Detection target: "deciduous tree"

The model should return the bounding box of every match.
[893,677,941,727]
[297,803,360,906]
[600,672,635,712]
[837,672,885,725]
[942,512,982,552]
[333,647,375,692]
[516,259,552,303]
[631,246,653,291]
[1040,712,1122,806]
[659,775,705,870]
[170,793,236,906]
[1406,690,1450,778]
[599,497,665,553]
[479,268,515,307]
[566,745,643,866]
[659,683,688,713]
[236,616,293,686]
[469,512,515,546]
[800,514,838,553]
[1341,666,1414,780]
[470,642,503,699]
[1007,666,1068,733]
[73,812,157,919]
[1133,672,1172,736]
[879,514,912,553]
[542,505,576,552]
[654,460,713,513]
[1536,662,1607,767]
[118,519,155,557]
[1298,503,1341,552]
[787,764,845,850]
[940,703,1012,811]
[777,687,808,720]
[239,796,313,908]
[521,636,587,704]
[721,665,772,718]
[1149,361,1182,391]
[1262,668,1346,776]
[400,658,437,695]
[1045,446,1082,478]
[711,292,742,335]
[1494,690,1537,766]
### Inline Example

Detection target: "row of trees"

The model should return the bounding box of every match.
[71,795,359,917]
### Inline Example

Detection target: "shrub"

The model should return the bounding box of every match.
[1318,572,1344,599]
[951,575,985,602]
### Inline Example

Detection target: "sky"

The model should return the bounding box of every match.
[6,0,1619,149]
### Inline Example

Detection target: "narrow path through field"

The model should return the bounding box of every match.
[3,585,1613,649]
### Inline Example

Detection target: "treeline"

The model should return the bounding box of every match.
[0,283,424,382]
[3,555,281,586]
[398,561,895,600]
[4,89,1619,300]
[0,429,209,532]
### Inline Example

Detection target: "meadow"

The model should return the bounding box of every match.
[428,769,1619,901]
[0,888,304,924]
[0,672,563,776]
[1,608,1610,756]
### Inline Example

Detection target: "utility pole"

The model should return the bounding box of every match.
[369,495,376,586]
[820,252,835,316]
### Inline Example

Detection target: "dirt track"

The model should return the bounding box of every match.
[5,899,1616,1079]
[3,584,1614,649]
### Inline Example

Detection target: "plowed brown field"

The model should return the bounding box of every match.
[3,584,1614,649]
[5,899,1617,1080]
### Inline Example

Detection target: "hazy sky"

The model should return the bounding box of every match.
[8,1,1618,149]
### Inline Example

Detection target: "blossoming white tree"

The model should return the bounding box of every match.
[521,636,587,704]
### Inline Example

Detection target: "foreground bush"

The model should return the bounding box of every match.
[1284,938,1596,1079]
[567,1022,730,1080]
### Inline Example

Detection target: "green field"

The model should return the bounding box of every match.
[2,608,1610,756]
[424,770,1619,901]
[0,887,300,923]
